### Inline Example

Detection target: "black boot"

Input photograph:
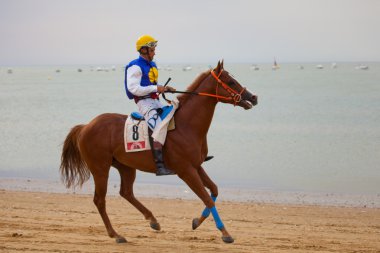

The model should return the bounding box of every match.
[152,141,175,176]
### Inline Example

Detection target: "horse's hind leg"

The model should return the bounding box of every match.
[92,170,127,243]
[113,159,161,231]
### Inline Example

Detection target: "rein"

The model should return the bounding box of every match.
[162,69,246,105]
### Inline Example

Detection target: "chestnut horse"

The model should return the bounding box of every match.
[60,61,258,244]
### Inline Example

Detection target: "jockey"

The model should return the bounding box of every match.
[124,34,176,176]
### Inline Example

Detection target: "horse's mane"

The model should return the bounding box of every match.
[177,69,211,104]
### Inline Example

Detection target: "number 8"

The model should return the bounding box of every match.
[132,125,139,140]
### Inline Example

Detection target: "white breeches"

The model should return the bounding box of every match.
[136,98,163,130]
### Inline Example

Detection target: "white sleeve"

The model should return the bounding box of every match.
[126,65,158,96]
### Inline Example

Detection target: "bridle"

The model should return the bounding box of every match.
[210,69,246,105]
[162,68,246,106]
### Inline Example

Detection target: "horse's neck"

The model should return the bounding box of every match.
[177,77,217,139]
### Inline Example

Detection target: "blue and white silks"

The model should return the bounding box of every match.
[124,56,158,99]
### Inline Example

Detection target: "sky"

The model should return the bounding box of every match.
[1,0,379,65]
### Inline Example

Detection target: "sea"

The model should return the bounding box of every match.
[1,62,379,207]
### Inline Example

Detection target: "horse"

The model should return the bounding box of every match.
[60,61,258,244]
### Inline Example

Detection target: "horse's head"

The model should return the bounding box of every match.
[210,61,258,110]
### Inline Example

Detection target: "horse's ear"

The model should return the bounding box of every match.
[221,59,224,69]
[215,60,222,74]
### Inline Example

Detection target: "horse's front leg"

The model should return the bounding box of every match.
[198,165,218,197]
[192,166,218,230]
[179,168,234,243]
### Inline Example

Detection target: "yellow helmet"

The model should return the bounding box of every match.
[136,35,158,51]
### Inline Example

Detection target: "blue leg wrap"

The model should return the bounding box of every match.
[210,206,225,230]
[201,194,217,218]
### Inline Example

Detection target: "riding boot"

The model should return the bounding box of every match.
[152,141,176,176]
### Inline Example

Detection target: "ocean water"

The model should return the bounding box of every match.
[0,62,379,204]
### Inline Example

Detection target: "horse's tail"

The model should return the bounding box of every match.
[60,124,90,189]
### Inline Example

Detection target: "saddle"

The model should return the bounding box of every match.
[124,106,176,152]
[130,111,145,121]
[130,106,173,121]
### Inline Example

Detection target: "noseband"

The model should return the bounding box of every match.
[210,69,246,105]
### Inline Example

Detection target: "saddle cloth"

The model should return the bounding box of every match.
[124,99,179,153]
[124,117,151,152]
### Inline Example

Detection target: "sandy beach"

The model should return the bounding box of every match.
[0,190,379,252]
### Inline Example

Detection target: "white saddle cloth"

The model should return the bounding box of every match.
[124,99,179,152]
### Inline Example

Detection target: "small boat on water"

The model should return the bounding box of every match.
[182,65,192,71]
[298,65,304,70]
[250,64,259,70]
[331,62,337,69]
[249,64,260,70]
[355,65,369,70]
[272,58,279,70]
[7,68,13,74]
[316,64,324,69]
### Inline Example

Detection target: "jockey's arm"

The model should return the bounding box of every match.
[157,85,176,93]
[127,65,157,96]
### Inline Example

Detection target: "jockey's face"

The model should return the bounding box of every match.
[140,46,156,62]
[148,46,156,60]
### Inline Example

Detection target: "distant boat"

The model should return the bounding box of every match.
[7,68,13,74]
[77,68,83,72]
[298,65,304,70]
[331,62,337,69]
[250,64,260,70]
[316,64,324,69]
[272,58,279,70]
[182,65,192,71]
[56,69,61,73]
[355,65,369,70]
[111,65,116,71]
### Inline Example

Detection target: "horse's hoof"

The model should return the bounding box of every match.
[150,222,161,231]
[222,236,234,243]
[192,218,200,230]
[115,237,127,243]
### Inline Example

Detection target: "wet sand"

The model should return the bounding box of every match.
[0,190,379,253]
